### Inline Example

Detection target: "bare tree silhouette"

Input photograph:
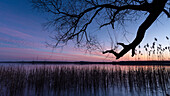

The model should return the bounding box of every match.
[31,0,170,59]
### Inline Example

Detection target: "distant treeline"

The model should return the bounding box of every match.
[0,61,170,65]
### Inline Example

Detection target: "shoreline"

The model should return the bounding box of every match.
[0,61,170,65]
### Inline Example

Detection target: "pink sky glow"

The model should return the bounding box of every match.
[0,47,115,61]
[0,0,170,61]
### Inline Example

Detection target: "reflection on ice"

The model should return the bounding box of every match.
[0,64,169,96]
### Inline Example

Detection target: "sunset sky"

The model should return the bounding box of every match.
[0,0,170,61]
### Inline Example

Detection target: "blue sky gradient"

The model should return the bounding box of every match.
[0,0,170,61]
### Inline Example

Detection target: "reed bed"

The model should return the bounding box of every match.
[0,65,169,96]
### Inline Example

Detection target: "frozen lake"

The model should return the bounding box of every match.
[0,63,169,96]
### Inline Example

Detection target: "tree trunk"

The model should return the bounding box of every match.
[103,11,163,59]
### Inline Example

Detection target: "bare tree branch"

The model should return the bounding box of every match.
[32,0,169,59]
[163,9,170,18]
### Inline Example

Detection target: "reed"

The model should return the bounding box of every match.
[0,65,169,96]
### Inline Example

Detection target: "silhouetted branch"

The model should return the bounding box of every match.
[100,9,121,29]
[163,9,170,18]
[32,0,169,59]
[103,3,166,59]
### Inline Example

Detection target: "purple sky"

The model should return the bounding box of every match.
[0,0,170,61]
